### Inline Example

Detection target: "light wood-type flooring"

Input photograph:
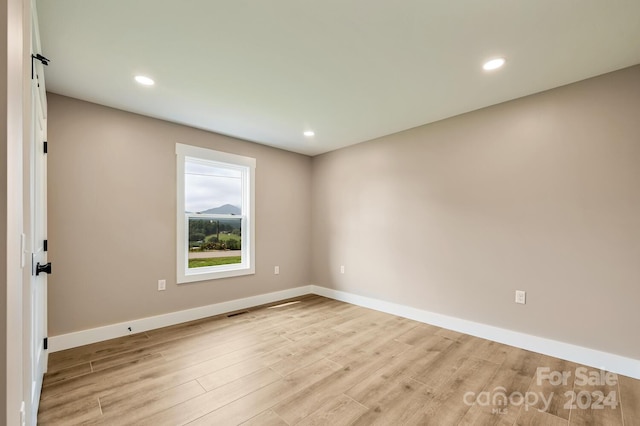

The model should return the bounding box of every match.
[39,295,640,425]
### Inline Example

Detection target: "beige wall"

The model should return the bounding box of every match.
[47,94,312,336]
[311,65,640,359]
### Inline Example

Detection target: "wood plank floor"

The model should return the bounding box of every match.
[39,295,640,425]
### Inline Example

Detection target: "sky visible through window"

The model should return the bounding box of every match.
[185,158,242,213]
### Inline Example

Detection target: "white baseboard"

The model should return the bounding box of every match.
[49,285,313,352]
[310,285,640,380]
[49,284,640,380]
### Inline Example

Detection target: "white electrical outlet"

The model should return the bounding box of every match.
[340,265,345,274]
[158,279,166,291]
[274,266,280,275]
[515,290,526,304]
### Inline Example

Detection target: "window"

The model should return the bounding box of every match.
[176,143,255,283]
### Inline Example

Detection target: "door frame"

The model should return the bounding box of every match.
[22,1,48,424]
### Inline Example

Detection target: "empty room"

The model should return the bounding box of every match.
[2,0,640,425]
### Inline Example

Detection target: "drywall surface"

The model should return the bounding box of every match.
[47,94,312,335]
[311,65,640,359]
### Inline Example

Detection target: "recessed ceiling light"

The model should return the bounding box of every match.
[482,58,506,71]
[303,131,315,137]
[134,75,155,86]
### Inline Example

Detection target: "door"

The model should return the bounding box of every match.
[27,32,49,424]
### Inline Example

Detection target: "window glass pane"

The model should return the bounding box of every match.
[188,217,242,269]
[184,159,242,214]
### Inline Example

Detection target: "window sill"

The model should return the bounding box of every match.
[177,265,255,284]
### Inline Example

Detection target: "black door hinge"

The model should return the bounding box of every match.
[44,240,48,252]
[43,337,48,350]
[43,141,48,154]
[31,54,50,79]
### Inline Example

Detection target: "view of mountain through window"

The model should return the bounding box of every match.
[185,160,242,213]
[185,158,243,269]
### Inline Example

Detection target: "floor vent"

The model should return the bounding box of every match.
[227,311,249,317]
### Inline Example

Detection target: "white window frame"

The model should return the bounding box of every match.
[176,143,256,283]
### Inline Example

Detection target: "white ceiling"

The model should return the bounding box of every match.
[37,0,640,156]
